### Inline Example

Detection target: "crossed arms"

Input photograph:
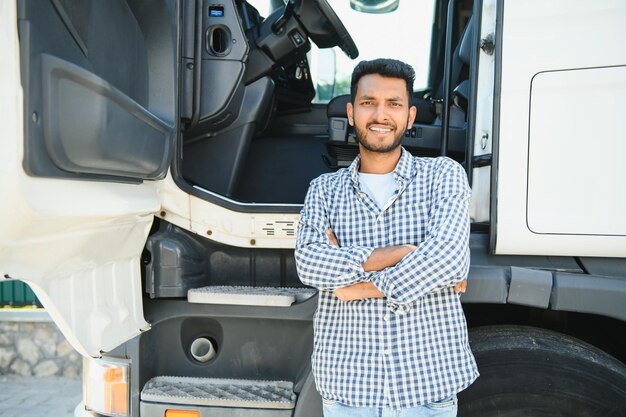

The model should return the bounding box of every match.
[327,229,466,301]
[294,160,471,304]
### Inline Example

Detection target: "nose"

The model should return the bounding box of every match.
[371,103,389,122]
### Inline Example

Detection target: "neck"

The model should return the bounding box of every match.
[358,146,401,174]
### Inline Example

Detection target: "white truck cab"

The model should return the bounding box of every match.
[1,0,625,416]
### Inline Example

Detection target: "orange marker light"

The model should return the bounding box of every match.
[165,410,201,417]
[104,378,129,415]
[84,357,130,416]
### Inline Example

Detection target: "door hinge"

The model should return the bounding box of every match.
[480,33,495,55]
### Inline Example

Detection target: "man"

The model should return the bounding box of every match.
[295,58,478,417]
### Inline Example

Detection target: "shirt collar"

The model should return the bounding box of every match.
[349,147,415,188]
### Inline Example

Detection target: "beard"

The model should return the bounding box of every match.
[354,118,408,154]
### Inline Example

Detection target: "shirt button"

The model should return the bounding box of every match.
[383,315,391,321]
[383,349,391,355]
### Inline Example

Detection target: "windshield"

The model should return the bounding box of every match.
[309,0,435,102]
[246,0,436,102]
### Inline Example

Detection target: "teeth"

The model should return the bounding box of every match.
[370,127,392,132]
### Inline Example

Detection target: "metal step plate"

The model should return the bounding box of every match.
[187,286,317,307]
[141,376,296,409]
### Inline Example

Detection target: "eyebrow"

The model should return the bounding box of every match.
[357,95,405,102]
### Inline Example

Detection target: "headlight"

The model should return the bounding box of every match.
[83,357,129,416]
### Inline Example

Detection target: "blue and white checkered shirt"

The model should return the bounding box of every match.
[295,148,478,409]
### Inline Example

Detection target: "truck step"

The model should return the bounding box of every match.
[187,286,316,307]
[141,376,296,409]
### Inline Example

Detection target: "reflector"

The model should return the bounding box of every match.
[165,410,201,417]
[84,357,129,416]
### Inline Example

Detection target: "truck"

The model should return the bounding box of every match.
[1,0,625,415]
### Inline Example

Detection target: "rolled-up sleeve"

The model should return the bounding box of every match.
[295,179,375,290]
[371,159,471,304]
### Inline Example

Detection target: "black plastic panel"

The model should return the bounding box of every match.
[19,0,177,182]
[133,296,321,416]
[145,223,209,298]
[579,257,626,278]
[552,272,626,322]
[201,0,248,61]
[139,313,313,381]
[234,135,332,204]
[189,0,249,131]
[41,54,172,178]
[184,123,253,196]
[197,60,246,128]
[184,76,275,197]
[144,220,302,298]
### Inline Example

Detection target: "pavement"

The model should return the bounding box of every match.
[0,375,82,417]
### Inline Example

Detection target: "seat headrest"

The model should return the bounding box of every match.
[327,95,351,118]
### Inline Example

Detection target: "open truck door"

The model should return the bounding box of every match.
[0,0,178,357]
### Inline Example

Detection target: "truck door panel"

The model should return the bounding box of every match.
[0,0,179,357]
[19,0,175,181]
[493,0,626,256]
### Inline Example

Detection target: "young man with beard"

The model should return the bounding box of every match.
[295,59,478,417]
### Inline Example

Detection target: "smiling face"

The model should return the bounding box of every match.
[347,73,417,154]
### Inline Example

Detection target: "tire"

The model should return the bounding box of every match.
[459,325,626,417]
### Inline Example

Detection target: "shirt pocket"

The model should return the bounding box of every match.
[390,201,430,244]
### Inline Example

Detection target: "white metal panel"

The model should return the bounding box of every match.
[157,175,301,250]
[495,0,626,256]
[0,1,151,357]
[469,0,497,223]
[527,66,626,236]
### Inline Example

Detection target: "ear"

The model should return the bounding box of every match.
[407,105,417,128]
[346,102,354,126]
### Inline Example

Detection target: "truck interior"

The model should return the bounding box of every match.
[177,0,475,206]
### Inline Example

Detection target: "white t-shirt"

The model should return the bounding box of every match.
[358,172,397,209]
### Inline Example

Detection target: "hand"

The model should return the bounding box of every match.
[454,280,467,294]
[326,228,339,246]
[334,281,385,302]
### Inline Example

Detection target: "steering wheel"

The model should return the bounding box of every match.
[299,0,359,59]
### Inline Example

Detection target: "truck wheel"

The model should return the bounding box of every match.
[459,325,626,417]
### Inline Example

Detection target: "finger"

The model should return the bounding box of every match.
[326,228,339,246]
[454,280,467,294]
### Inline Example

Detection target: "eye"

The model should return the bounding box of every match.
[390,102,402,107]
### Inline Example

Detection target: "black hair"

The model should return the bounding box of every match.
[350,58,415,103]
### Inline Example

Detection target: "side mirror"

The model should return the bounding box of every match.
[349,0,399,14]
